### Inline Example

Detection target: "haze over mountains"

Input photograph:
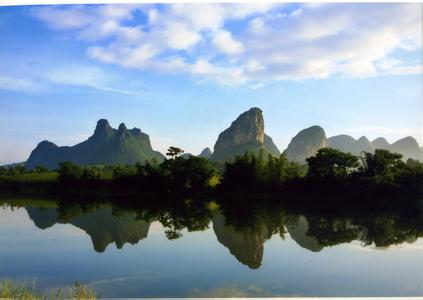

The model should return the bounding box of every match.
[23,107,422,169]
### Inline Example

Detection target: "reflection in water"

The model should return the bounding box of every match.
[212,213,272,269]
[26,205,151,252]
[3,196,423,267]
[286,216,323,252]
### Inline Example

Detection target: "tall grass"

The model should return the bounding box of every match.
[0,280,97,299]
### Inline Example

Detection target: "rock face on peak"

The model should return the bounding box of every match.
[211,108,280,161]
[25,119,165,169]
[198,147,213,159]
[284,126,328,163]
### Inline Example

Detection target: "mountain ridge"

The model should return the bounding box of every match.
[25,119,165,169]
[17,108,423,168]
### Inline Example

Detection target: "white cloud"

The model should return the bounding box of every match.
[0,74,40,93]
[32,3,422,85]
[212,30,244,56]
[162,22,201,50]
[385,65,422,76]
[45,65,142,95]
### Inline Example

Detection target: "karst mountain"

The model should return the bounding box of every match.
[25,119,165,169]
[22,107,422,169]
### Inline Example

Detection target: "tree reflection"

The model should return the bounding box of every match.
[4,193,422,268]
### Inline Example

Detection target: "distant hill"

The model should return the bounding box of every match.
[327,135,373,155]
[198,147,213,159]
[328,134,422,160]
[25,119,165,169]
[284,126,328,163]
[180,147,213,159]
[211,107,280,161]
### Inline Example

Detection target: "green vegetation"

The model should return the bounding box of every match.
[306,148,359,178]
[221,150,306,191]
[1,147,422,207]
[0,280,96,299]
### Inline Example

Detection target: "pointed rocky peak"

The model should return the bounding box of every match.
[284,125,328,163]
[95,119,111,130]
[211,107,265,161]
[199,147,213,159]
[93,119,114,141]
[224,107,264,145]
[118,123,127,132]
[94,119,112,133]
[372,137,390,149]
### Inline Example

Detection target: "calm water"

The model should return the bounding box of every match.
[0,197,422,297]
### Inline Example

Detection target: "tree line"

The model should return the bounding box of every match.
[1,147,422,202]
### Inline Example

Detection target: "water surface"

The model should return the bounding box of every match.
[0,198,422,297]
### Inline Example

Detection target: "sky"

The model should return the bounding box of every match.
[0,3,422,164]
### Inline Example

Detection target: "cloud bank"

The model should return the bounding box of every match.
[32,3,422,85]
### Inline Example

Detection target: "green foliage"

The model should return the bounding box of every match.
[0,172,58,183]
[0,279,96,299]
[58,161,83,184]
[1,146,421,199]
[112,165,137,180]
[166,146,184,159]
[159,152,217,191]
[222,150,305,191]
[360,149,405,179]
[34,166,49,173]
[0,164,27,176]
[80,166,103,182]
[306,148,359,178]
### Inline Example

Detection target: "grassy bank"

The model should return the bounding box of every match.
[0,280,96,299]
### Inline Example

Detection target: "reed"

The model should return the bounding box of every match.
[0,280,97,299]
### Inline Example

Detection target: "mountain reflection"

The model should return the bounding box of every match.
[213,213,272,269]
[26,205,151,252]
[3,196,422,268]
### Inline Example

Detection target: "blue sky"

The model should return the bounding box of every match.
[0,3,422,164]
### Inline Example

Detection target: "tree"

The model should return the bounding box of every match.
[306,148,359,178]
[166,147,184,159]
[360,149,405,178]
[34,166,49,173]
[80,166,102,182]
[58,161,83,184]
